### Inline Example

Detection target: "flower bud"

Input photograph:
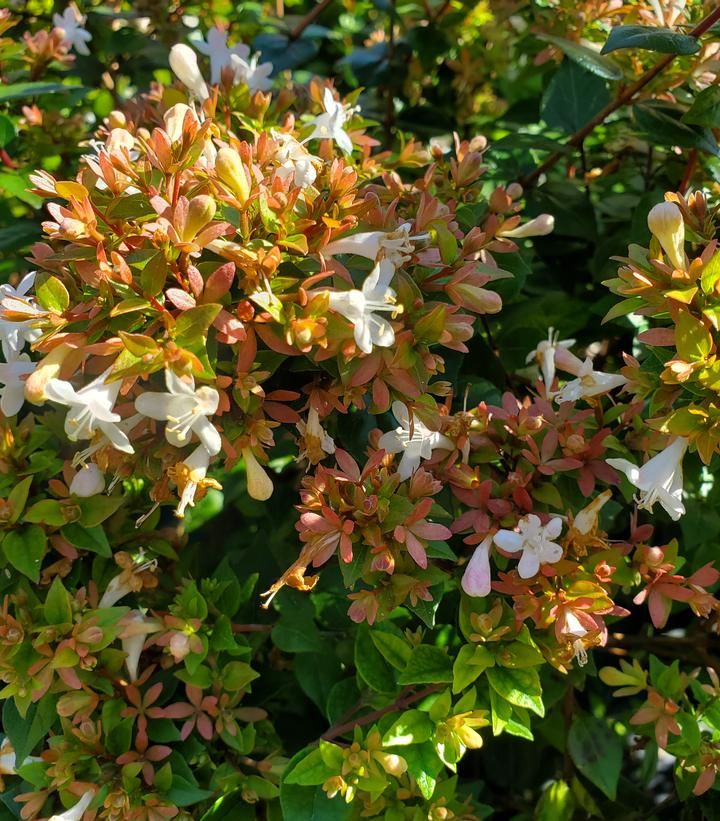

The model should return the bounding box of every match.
[507,182,523,200]
[499,213,554,239]
[647,201,686,271]
[169,44,209,101]
[163,103,197,143]
[69,463,105,497]
[181,195,216,242]
[446,283,502,315]
[216,147,251,204]
[242,447,273,500]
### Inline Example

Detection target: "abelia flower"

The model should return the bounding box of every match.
[120,612,163,682]
[45,369,134,453]
[378,400,453,480]
[0,740,41,778]
[272,131,319,189]
[296,407,335,464]
[525,328,581,393]
[135,369,221,456]
[168,445,222,517]
[498,213,554,238]
[0,271,42,357]
[0,353,35,416]
[647,200,686,271]
[242,447,273,500]
[53,5,92,56]
[607,436,688,520]
[308,88,355,155]
[98,554,158,608]
[554,357,627,403]
[69,463,105,497]
[324,224,418,269]
[494,514,563,578]
[327,261,401,354]
[230,52,273,92]
[461,535,493,597]
[169,43,210,101]
[194,24,250,84]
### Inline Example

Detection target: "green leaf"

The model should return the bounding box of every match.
[126,249,167,297]
[537,34,622,80]
[601,25,700,56]
[536,779,576,821]
[3,525,46,582]
[369,629,412,671]
[2,696,57,761]
[382,709,434,746]
[453,644,494,693]
[35,276,69,313]
[0,82,84,102]
[7,476,32,523]
[272,610,323,653]
[633,101,719,156]
[486,666,545,717]
[683,85,720,128]
[24,499,67,527]
[175,304,222,347]
[221,661,259,691]
[567,714,623,800]
[284,749,335,786]
[0,114,15,148]
[44,576,72,625]
[355,624,397,693]
[542,61,610,135]
[398,645,453,685]
[676,310,712,361]
[403,742,442,800]
[701,250,720,294]
[78,494,125,526]
[60,522,112,557]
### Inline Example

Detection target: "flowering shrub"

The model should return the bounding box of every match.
[2,2,720,820]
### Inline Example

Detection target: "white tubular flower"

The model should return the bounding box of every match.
[327,261,401,354]
[571,489,612,536]
[647,201,686,271]
[494,514,564,579]
[135,369,221,456]
[272,131,319,189]
[323,224,419,269]
[607,437,688,521]
[169,43,210,101]
[498,213,555,239]
[308,87,355,155]
[48,790,95,821]
[45,369,134,454]
[0,272,42,358]
[53,6,92,56]
[525,328,580,391]
[69,463,105,497]
[170,445,221,518]
[242,447,273,501]
[230,53,273,92]
[194,25,250,84]
[120,611,163,682]
[554,357,627,404]
[0,354,35,416]
[163,103,199,142]
[378,400,453,480]
[98,557,157,608]
[296,407,335,464]
[461,535,493,597]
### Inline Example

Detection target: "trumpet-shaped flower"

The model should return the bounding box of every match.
[120,612,164,682]
[53,6,92,56]
[272,131,319,188]
[553,357,627,404]
[494,514,564,579]
[0,272,42,358]
[48,790,95,821]
[498,213,555,239]
[169,43,209,101]
[378,400,453,480]
[242,447,273,500]
[606,437,688,521]
[0,353,35,416]
[230,53,273,92]
[461,535,493,597]
[525,328,581,392]
[297,408,335,464]
[308,88,355,155]
[327,261,401,354]
[135,369,221,456]
[323,224,417,269]
[194,25,250,84]
[647,201,686,271]
[168,446,222,517]
[45,369,134,453]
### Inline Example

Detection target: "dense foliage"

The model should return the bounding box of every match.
[3,1,720,820]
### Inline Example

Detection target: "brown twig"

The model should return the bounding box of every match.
[289,0,334,40]
[232,623,273,633]
[321,684,442,741]
[679,147,698,194]
[517,5,720,189]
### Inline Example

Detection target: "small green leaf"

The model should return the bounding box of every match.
[675,310,712,361]
[44,576,72,625]
[537,33,622,80]
[382,709,434,746]
[601,25,700,56]
[0,114,16,148]
[398,645,453,685]
[3,696,57,761]
[3,526,46,582]
[7,476,32,523]
[0,82,82,102]
[61,522,112,557]
[486,666,545,717]
[36,276,70,313]
[175,304,222,347]
[701,250,720,294]
[567,714,623,800]
[284,748,335,786]
[683,85,720,128]
[369,629,412,671]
